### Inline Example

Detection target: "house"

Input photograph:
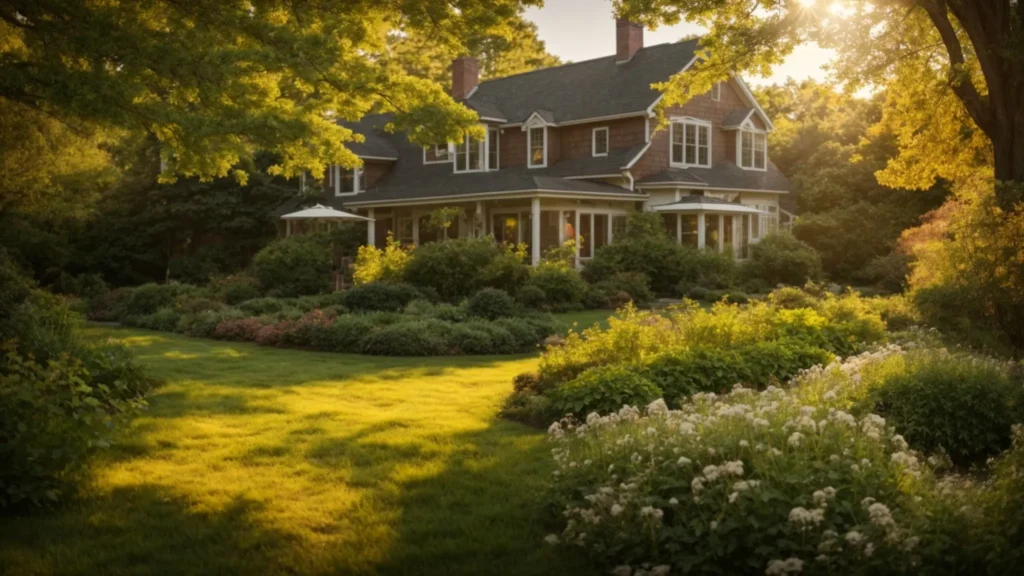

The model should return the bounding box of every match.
[310,17,791,265]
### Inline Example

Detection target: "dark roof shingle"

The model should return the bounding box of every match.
[638,161,791,192]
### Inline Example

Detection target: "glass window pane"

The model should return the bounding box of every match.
[704,214,720,250]
[580,213,593,258]
[488,128,499,170]
[612,215,627,239]
[593,214,609,250]
[663,214,678,239]
[530,128,545,166]
[681,215,698,247]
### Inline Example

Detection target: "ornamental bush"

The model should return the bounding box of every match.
[121,282,197,319]
[448,321,517,355]
[362,320,451,356]
[588,272,654,308]
[314,315,375,353]
[525,264,588,311]
[744,232,823,287]
[342,282,420,312]
[544,387,936,576]
[548,365,662,418]
[466,288,516,320]
[213,274,262,305]
[402,238,501,302]
[352,232,410,285]
[251,234,332,296]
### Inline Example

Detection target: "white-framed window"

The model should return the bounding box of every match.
[528,126,547,168]
[592,126,609,157]
[711,82,721,102]
[327,165,362,196]
[423,144,451,165]
[738,129,767,171]
[454,133,486,173]
[670,118,712,168]
[488,127,500,170]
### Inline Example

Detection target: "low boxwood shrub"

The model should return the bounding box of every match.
[134,307,181,332]
[548,364,662,418]
[251,234,332,297]
[174,295,226,314]
[212,317,267,341]
[314,315,375,353]
[362,320,451,356]
[478,251,531,293]
[466,288,516,320]
[588,272,653,308]
[237,297,287,316]
[493,318,546,351]
[402,238,501,302]
[448,321,513,355]
[213,274,262,305]
[343,282,420,313]
[515,285,547,309]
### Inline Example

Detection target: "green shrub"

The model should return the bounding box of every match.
[478,251,530,292]
[767,286,818,310]
[53,272,109,299]
[251,234,332,296]
[79,341,154,400]
[588,272,653,308]
[643,347,747,403]
[173,295,226,314]
[427,303,468,323]
[121,283,196,319]
[548,364,661,418]
[134,307,181,332]
[526,264,587,311]
[743,232,823,287]
[213,274,262,305]
[183,309,246,339]
[212,317,267,341]
[466,288,516,320]
[314,315,375,353]
[515,285,547,309]
[493,317,547,352]
[1,290,84,362]
[679,248,738,289]
[869,294,920,331]
[353,233,410,285]
[342,282,420,313]
[1,342,149,507]
[859,351,1023,468]
[362,320,451,356]
[448,321,516,355]
[402,238,501,302]
[237,297,288,316]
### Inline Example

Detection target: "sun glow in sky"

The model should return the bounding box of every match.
[524,0,834,87]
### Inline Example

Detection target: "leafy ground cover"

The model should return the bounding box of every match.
[0,326,587,576]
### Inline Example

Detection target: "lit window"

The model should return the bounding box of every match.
[740,130,767,170]
[528,127,546,168]
[592,127,609,156]
[670,119,711,168]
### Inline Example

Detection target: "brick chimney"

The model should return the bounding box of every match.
[615,17,643,63]
[451,56,479,99]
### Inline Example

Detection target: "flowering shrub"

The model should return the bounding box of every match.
[212,317,268,341]
[353,232,410,285]
[544,385,935,575]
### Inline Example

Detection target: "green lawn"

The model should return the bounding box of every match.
[0,327,588,576]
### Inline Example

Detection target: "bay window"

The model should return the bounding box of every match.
[670,119,711,168]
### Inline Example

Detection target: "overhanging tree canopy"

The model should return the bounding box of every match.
[615,0,1023,210]
[0,0,538,183]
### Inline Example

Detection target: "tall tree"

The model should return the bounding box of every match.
[388,16,561,86]
[0,0,538,182]
[615,0,1023,210]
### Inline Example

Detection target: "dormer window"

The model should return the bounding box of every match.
[454,133,485,173]
[739,129,767,171]
[528,127,546,168]
[670,118,711,168]
[327,165,362,196]
[423,144,450,164]
[592,127,609,156]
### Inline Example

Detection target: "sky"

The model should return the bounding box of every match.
[523,0,833,87]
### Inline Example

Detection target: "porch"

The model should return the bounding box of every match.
[650,196,770,259]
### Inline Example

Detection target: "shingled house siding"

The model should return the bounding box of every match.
[362,161,390,188]
[556,117,646,162]
[631,79,757,181]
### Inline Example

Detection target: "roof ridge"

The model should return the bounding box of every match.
[473,39,699,89]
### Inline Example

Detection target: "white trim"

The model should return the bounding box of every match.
[523,111,556,128]
[721,109,758,130]
[527,125,547,168]
[423,144,451,165]
[453,130,487,173]
[669,117,713,169]
[624,171,634,191]
[357,155,398,161]
[623,140,652,170]
[730,72,775,132]
[478,116,506,123]
[639,184,788,194]
[651,201,766,215]
[343,189,648,208]
[636,181,708,189]
[711,82,721,102]
[563,173,622,180]
[592,126,609,157]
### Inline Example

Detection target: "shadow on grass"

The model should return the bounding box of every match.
[0,485,301,575]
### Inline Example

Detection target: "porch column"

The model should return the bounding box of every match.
[531,198,541,265]
[411,210,420,246]
[558,210,565,244]
[367,208,376,246]
[733,215,742,258]
[607,213,614,244]
[676,214,682,244]
[697,213,706,249]
[574,210,580,265]
[717,214,725,253]
[476,201,483,238]
[286,219,292,237]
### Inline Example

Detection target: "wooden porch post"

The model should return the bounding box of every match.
[411,209,420,246]
[697,213,706,249]
[717,214,725,253]
[732,215,742,258]
[286,219,292,237]
[676,214,682,244]
[531,198,541,265]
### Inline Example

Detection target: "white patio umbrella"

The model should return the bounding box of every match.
[280,204,373,236]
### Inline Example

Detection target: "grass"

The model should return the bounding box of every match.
[0,327,588,576]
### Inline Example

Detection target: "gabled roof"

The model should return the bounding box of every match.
[339,115,400,159]
[466,40,700,125]
[721,108,757,130]
[638,161,792,193]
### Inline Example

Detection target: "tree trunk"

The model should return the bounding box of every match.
[992,119,1024,211]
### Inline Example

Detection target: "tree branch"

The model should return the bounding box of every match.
[919,0,994,134]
